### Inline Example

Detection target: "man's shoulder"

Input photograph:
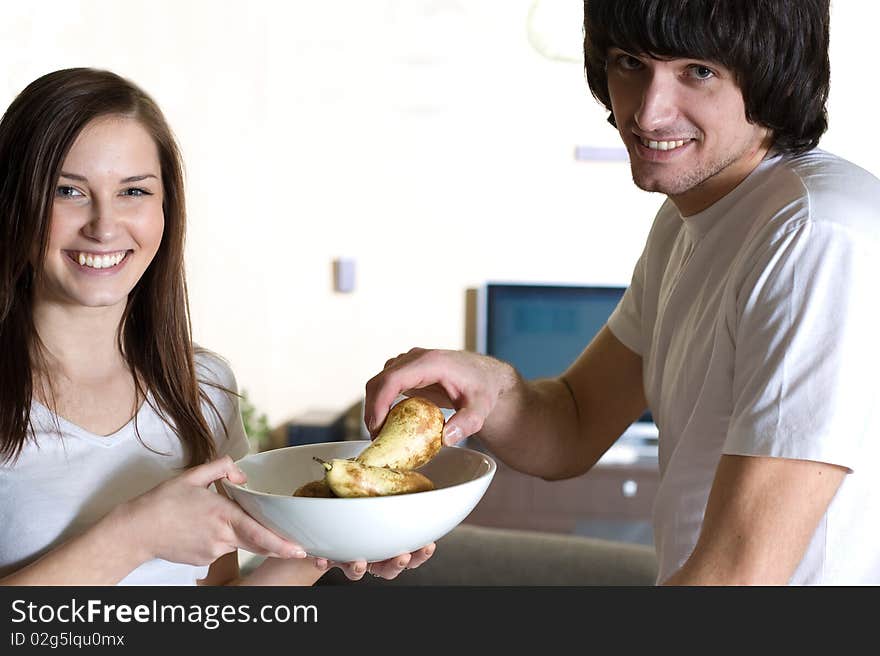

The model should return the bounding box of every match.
[761,149,880,232]
[774,150,880,207]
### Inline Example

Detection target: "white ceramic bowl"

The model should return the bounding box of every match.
[221,440,496,563]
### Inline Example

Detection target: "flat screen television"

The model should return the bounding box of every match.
[475,282,657,442]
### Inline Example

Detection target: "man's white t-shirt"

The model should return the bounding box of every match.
[0,349,250,585]
[607,149,880,585]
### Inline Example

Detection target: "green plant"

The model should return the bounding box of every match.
[239,389,270,452]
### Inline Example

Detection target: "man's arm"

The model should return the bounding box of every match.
[491,326,648,479]
[363,326,647,481]
[662,454,847,585]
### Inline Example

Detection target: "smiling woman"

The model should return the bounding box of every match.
[0,68,435,586]
[0,69,206,467]
[42,117,165,315]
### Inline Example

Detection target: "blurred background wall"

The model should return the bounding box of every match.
[1,0,875,426]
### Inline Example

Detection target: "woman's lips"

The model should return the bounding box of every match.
[64,250,131,273]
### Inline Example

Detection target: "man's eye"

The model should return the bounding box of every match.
[690,65,715,80]
[617,54,643,71]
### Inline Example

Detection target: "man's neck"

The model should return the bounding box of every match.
[672,142,773,217]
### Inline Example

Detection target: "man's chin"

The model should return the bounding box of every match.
[630,165,706,197]
[630,174,682,196]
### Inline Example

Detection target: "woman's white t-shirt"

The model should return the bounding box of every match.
[608,149,880,584]
[0,350,250,585]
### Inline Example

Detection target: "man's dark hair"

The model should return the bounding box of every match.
[583,0,830,154]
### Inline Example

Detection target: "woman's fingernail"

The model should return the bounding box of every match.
[293,549,307,558]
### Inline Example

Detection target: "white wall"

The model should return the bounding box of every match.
[1,1,875,425]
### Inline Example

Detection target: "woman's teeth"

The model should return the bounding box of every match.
[641,138,687,151]
[76,251,126,269]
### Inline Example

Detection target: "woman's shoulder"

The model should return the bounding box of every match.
[193,345,238,391]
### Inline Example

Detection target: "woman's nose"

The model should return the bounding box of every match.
[81,200,121,242]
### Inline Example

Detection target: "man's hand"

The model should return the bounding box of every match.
[364,348,519,446]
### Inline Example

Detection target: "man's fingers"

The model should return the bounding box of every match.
[364,351,451,434]
[364,354,459,435]
[442,406,487,445]
[401,384,453,409]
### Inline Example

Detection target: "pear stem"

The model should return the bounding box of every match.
[313,456,332,471]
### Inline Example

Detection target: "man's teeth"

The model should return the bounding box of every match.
[642,138,687,151]
[76,252,126,269]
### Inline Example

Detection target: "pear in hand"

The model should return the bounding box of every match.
[356,396,444,470]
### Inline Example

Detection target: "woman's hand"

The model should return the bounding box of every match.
[323,543,437,581]
[364,348,519,446]
[120,456,308,567]
[234,543,437,586]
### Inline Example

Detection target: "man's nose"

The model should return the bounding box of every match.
[81,199,121,242]
[633,74,679,133]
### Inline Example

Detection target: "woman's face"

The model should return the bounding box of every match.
[35,115,165,311]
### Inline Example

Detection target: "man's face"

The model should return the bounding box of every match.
[606,48,772,215]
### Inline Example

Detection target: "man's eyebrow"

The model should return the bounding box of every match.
[59,172,159,183]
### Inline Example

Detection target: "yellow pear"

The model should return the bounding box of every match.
[356,396,444,470]
[315,457,434,498]
[292,479,336,498]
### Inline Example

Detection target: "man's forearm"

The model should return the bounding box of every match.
[475,376,596,480]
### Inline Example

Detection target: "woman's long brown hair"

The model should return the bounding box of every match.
[0,68,224,467]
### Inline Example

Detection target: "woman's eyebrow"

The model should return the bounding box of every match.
[59,171,159,183]
[120,174,159,183]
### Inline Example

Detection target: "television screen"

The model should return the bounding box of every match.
[477,282,654,429]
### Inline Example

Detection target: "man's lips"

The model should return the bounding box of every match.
[636,135,695,151]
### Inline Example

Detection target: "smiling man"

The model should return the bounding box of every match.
[362,0,880,584]
[601,49,772,215]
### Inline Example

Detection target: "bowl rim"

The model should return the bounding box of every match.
[222,440,497,500]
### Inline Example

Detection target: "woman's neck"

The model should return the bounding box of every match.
[32,300,129,382]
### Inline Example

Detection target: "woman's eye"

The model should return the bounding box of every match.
[122,187,151,197]
[55,185,83,198]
